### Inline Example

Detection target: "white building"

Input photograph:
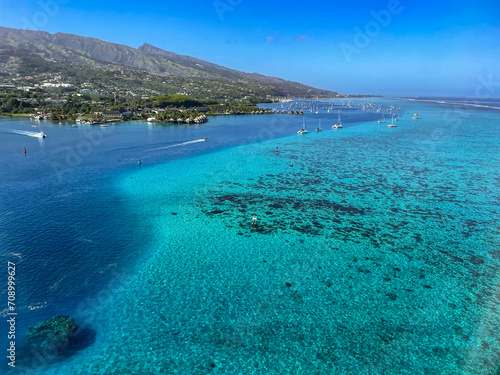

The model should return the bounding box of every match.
[42,83,74,88]
[80,89,99,95]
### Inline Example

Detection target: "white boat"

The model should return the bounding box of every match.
[316,119,322,132]
[412,113,421,119]
[387,114,397,127]
[147,117,156,122]
[333,110,343,128]
[298,118,309,134]
[378,114,385,123]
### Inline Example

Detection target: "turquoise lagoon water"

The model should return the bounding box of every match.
[2,99,500,374]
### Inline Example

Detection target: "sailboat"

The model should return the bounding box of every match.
[378,114,385,123]
[332,110,343,129]
[387,114,397,127]
[395,114,400,121]
[298,117,309,134]
[316,119,322,132]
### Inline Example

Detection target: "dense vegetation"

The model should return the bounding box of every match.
[4,54,304,101]
[0,89,273,122]
[149,94,203,108]
[0,29,343,122]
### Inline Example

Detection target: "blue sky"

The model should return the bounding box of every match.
[1,0,499,97]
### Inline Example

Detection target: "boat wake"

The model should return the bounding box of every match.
[148,138,207,152]
[5,129,46,138]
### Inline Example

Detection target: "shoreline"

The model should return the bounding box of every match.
[0,113,32,117]
[0,111,282,125]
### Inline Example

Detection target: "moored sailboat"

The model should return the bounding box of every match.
[298,117,309,134]
[316,119,322,132]
[333,110,343,129]
[387,114,397,127]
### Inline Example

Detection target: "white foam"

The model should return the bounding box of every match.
[7,129,46,138]
[403,98,500,110]
[148,138,207,152]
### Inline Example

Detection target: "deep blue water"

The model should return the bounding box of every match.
[1,98,500,374]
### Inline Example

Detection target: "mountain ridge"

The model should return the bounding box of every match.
[0,26,337,98]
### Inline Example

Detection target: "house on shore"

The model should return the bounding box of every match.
[191,107,209,113]
[102,111,123,118]
[119,108,133,116]
[214,105,228,112]
[152,109,166,115]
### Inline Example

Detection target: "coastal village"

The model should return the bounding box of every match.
[0,56,361,125]
[0,75,309,125]
[0,70,288,124]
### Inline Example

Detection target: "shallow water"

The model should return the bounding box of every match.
[1,99,500,374]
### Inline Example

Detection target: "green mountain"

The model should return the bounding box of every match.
[0,26,337,99]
